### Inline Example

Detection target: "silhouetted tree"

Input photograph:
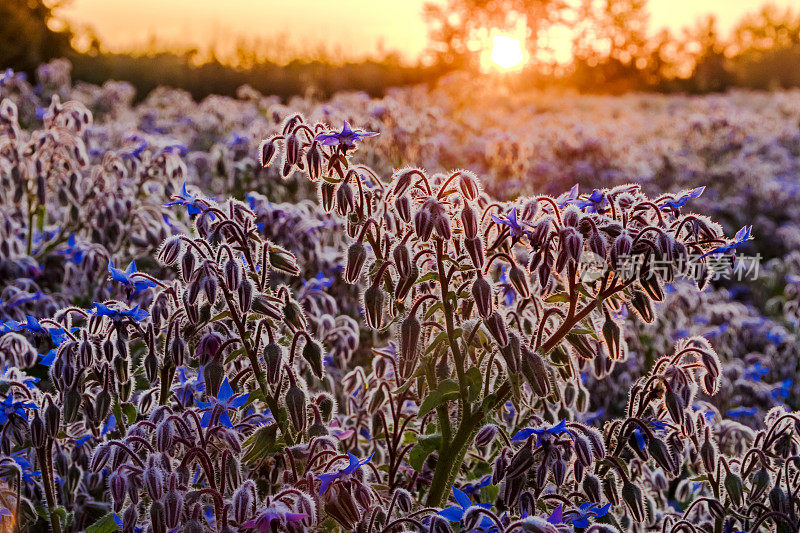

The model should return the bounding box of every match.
[0,0,73,72]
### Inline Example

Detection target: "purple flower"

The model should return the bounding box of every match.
[0,393,37,424]
[438,486,492,523]
[174,367,206,406]
[241,501,308,532]
[195,377,249,428]
[699,226,752,258]
[511,419,573,444]
[660,186,705,210]
[108,260,157,295]
[318,452,374,494]
[314,121,378,149]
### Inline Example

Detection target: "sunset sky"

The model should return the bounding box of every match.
[60,0,797,62]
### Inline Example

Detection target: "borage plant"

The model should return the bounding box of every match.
[262,117,750,528]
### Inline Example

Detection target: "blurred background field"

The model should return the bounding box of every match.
[4,0,800,100]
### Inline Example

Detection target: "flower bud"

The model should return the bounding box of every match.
[399,314,421,379]
[363,285,385,330]
[414,207,434,242]
[506,445,534,480]
[621,480,645,523]
[259,140,276,167]
[150,500,167,533]
[392,243,411,279]
[30,410,45,449]
[144,466,164,501]
[63,388,82,423]
[203,360,225,398]
[521,348,551,397]
[475,424,498,448]
[345,242,367,284]
[336,181,354,216]
[484,312,508,347]
[465,236,484,269]
[320,181,337,213]
[428,515,454,533]
[721,470,743,507]
[458,172,480,200]
[264,342,283,384]
[44,395,60,438]
[306,143,322,181]
[394,195,411,223]
[472,276,493,318]
[268,244,300,276]
[286,382,307,432]
[302,339,324,378]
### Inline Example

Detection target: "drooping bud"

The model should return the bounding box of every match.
[475,424,498,448]
[345,242,367,284]
[465,236,484,269]
[461,204,479,239]
[521,348,551,397]
[399,313,421,379]
[484,312,509,347]
[621,480,645,523]
[363,285,385,330]
[302,339,324,378]
[285,378,307,433]
[472,276,493,318]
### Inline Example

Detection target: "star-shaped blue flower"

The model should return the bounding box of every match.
[314,121,378,149]
[302,272,334,291]
[58,234,84,265]
[699,225,752,258]
[569,502,612,528]
[108,260,157,294]
[195,378,249,428]
[511,419,573,444]
[164,182,203,215]
[438,486,493,524]
[491,208,528,242]
[570,189,609,213]
[0,394,37,424]
[660,186,705,210]
[318,452,374,494]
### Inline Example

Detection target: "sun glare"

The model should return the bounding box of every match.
[490,35,525,70]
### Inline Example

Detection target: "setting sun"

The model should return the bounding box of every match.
[490,35,525,70]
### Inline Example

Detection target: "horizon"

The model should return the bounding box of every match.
[60,0,799,65]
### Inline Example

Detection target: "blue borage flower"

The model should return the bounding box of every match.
[438,486,493,524]
[11,453,41,484]
[491,208,528,242]
[726,407,758,418]
[633,419,670,450]
[511,419,573,445]
[0,393,37,424]
[699,225,752,258]
[92,302,150,322]
[301,272,334,291]
[314,121,378,149]
[557,184,580,207]
[174,366,206,406]
[570,188,609,214]
[462,474,492,496]
[566,502,613,528]
[659,186,705,210]
[744,362,769,381]
[108,260,157,295]
[195,377,249,428]
[317,452,374,495]
[1,316,72,346]
[57,234,84,264]
[499,266,515,306]
[165,182,204,216]
[771,378,792,400]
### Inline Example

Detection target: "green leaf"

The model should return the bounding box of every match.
[545,292,570,303]
[465,367,482,402]
[424,301,443,319]
[417,379,460,417]
[408,433,441,471]
[122,403,138,425]
[425,331,449,355]
[87,513,121,533]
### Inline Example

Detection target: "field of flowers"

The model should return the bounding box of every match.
[0,59,799,532]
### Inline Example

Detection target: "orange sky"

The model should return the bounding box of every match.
[60,0,797,62]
